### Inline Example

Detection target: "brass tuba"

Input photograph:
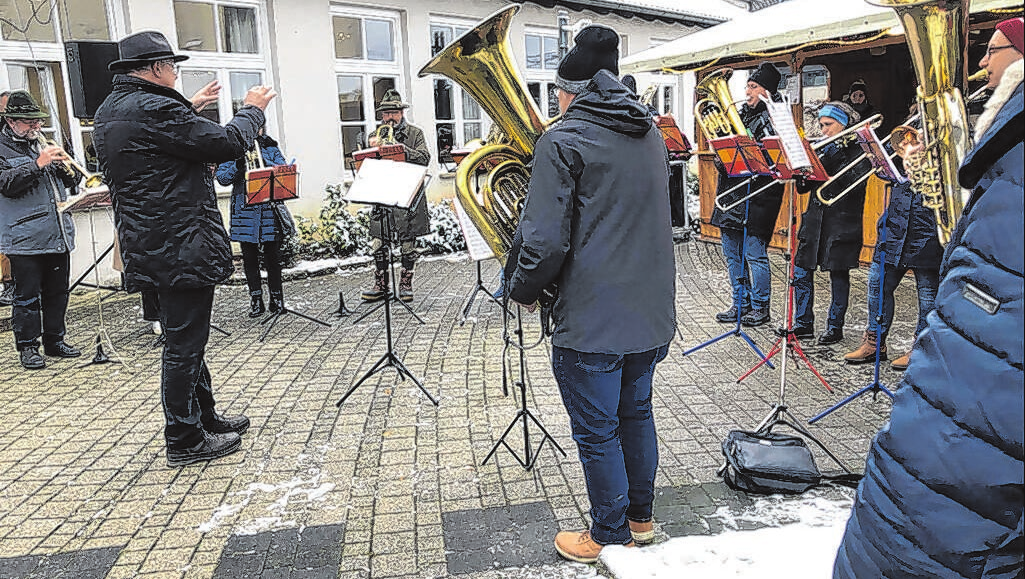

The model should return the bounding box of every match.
[694,68,748,140]
[418,5,546,261]
[868,0,971,245]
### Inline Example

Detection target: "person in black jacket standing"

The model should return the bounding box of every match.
[507,26,675,563]
[789,102,869,346]
[93,31,277,467]
[710,62,786,327]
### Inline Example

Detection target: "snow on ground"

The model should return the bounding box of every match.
[601,489,854,579]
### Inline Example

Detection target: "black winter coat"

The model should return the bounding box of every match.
[507,70,675,354]
[834,74,1023,579]
[93,75,265,291]
[795,139,869,271]
[710,100,785,240]
[872,180,943,270]
[366,119,431,242]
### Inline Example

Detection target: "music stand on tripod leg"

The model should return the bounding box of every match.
[481,303,566,470]
[70,196,124,368]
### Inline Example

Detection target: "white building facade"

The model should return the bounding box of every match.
[0,0,720,283]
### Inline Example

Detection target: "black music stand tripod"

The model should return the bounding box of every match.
[337,202,438,407]
[481,302,566,470]
[258,295,332,342]
[460,259,510,324]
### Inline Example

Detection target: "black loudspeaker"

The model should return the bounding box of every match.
[65,40,119,119]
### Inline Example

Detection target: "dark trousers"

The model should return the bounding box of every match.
[141,289,160,322]
[551,344,669,545]
[8,252,71,350]
[157,285,219,449]
[867,262,940,340]
[793,267,851,331]
[240,240,283,297]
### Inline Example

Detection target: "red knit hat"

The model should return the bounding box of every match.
[995,17,1024,55]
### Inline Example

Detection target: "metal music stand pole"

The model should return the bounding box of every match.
[460,259,510,324]
[810,189,896,424]
[337,200,438,407]
[735,184,832,391]
[681,184,774,368]
[78,205,123,368]
[482,303,566,470]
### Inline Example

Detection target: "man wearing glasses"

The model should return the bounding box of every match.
[94,31,276,467]
[0,90,82,370]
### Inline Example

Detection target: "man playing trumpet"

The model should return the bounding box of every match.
[0,90,82,369]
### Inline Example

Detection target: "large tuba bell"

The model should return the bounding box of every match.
[418,5,546,261]
[868,0,971,245]
[694,68,749,140]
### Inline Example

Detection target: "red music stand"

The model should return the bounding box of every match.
[245,164,299,206]
[709,135,775,177]
[656,114,692,159]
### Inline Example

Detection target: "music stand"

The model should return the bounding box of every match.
[453,198,510,323]
[351,205,426,326]
[481,302,566,470]
[258,297,332,342]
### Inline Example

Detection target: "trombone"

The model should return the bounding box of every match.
[37,136,104,188]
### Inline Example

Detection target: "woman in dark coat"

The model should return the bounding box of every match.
[790,102,870,345]
[216,129,289,317]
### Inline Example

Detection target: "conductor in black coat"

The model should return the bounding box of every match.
[791,102,870,345]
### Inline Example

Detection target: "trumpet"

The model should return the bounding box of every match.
[37,136,103,188]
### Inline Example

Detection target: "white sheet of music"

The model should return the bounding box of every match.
[452,198,496,262]
[345,158,427,208]
[763,96,812,170]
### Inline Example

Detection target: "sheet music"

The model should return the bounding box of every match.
[452,198,496,262]
[763,96,812,170]
[346,158,428,208]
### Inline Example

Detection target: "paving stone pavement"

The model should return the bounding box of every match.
[0,241,925,578]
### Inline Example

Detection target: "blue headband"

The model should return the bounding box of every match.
[819,104,849,127]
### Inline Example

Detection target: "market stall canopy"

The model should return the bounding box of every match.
[507,0,729,27]
[621,0,1021,73]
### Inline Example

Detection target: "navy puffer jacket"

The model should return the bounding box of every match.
[834,79,1023,578]
[215,135,287,244]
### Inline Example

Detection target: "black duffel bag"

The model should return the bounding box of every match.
[720,430,822,494]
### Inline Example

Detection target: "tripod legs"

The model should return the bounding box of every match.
[259,305,332,342]
[461,260,509,324]
[336,349,438,406]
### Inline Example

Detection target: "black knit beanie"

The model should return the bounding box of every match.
[748,62,781,94]
[555,25,619,94]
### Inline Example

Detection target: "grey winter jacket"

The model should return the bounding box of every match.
[507,70,675,354]
[0,127,80,255]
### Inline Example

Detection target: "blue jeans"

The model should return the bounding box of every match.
[552,344,670,545]
[866,261,940,339]
[792,267,851,331]
[720,228,771,310]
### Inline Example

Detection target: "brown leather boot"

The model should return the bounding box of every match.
[554,530,634,563]
[844,331,887,364]
[399,268,414,303]
[891,349,912,371]
[361,269,388,301]
[629,520,655,545]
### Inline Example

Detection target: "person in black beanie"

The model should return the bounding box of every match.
[709,61,786,327]
[507,24,675,563]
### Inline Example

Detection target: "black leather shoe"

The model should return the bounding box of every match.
[775,325,814,339]
[817,327,845,345]
[20,346,45,369]
[203,413,250,435]
[269,292,284,313]
[740,308,770,327]
[249,296,265,318]
[167,431,242,467]
[43,341,81,358]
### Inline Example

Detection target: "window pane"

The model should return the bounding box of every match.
[455,26,469,37]
[80,129,99,172]
[461,90,480,120]
[543,36,559,69]
[436,122,454,160]
[662,85,673,114]
[58,0,109,40]
[175,1,216,52]
[336,75,364,122]
[547,83,559,118]
[181,69,219,123]
[525,35,541,69]
[341,126,363,159]
[333,16,362,59]
[365,19,393,61]
[434,79,453,121]
[0,0,56,41]
[372,77,395,121]
[220,6,257,54]
[430,25,452,57]
[464,123,481,144]
[229,71,262,114]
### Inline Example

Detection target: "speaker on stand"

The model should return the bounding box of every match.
[64,40,118,120]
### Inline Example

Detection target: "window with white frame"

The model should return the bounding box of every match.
[332,6,402,166]
[524,28,559,120]
[429,20,489,165]
[524,31,558,70]
[1,0,111,42]
[173,0,258,53]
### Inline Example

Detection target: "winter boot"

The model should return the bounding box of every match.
[843,331,887,364]
[399,268,414,303]
[249,294,265,318]
[891,340,914,371]
[268,292,284,313]
[361,269,388,302]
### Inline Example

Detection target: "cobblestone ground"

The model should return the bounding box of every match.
[0,240,924,578]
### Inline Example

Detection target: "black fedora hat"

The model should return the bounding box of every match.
[2,90,50,120]
[108,31,189,73]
